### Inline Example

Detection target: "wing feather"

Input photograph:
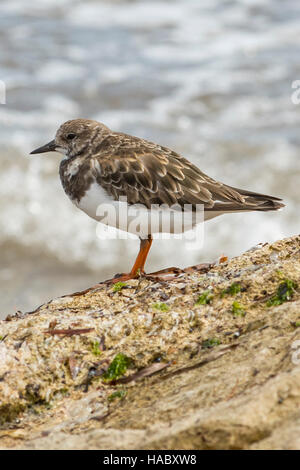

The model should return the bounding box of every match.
[91,133,283,212]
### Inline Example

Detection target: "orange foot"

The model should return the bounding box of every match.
[105,272,141,285]
[106,263,215,284]
[106,269,178,284]
[107,268,181,285]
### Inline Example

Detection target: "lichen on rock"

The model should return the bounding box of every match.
[0,235,299,449]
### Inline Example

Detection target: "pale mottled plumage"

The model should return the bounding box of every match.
[31,118,284,215]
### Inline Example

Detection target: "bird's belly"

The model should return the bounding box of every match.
[74,182,204,237]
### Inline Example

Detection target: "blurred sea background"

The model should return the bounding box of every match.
[0,0,299,319]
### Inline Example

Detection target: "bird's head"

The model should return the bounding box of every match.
[30,119,110,158]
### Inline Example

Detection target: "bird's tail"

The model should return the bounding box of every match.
[206,186,285,213]
[231,186,284,211]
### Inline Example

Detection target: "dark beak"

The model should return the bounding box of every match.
[30,139,57,155]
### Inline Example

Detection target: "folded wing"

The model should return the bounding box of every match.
[92,133,284,213]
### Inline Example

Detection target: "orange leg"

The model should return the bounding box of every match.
[129,235,152,277]
[110,235,153,284]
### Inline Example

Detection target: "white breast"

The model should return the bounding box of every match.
[75,182,114,219]
[65,160,81,178]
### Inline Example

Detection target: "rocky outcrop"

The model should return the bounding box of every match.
[0,235,299,450]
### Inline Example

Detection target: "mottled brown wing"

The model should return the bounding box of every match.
[91,133,247,210]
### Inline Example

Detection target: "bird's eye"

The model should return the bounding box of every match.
[66,133,76,140]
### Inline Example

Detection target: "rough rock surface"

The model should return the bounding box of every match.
[0,235,299,450]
